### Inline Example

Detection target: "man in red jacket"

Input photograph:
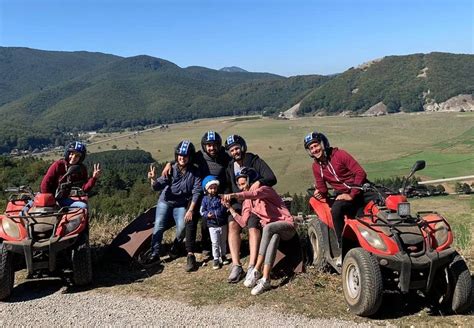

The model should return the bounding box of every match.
[304,131,368,258]
[41,141,101,208]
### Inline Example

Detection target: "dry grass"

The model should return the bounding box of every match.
[11,197,474,326]
[84,196,474,326]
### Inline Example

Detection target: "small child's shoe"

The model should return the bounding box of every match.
[212,259,221,270]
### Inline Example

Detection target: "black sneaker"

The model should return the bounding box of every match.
[212,259,221,270]
[143,252,161,266]
[169,241,181,259]
[185,254,197,272]
[221,256,230,265]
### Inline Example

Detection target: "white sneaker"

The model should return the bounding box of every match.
[243,266,261,288]
[251,278,271,295]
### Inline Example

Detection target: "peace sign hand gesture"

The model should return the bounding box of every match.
[148,164,156,181]
[92,163,102,179]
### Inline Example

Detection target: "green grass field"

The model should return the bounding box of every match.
[83,112,474,194]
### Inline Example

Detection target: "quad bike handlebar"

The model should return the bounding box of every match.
[4,185,34,195]
[5,185,35,202]
[306,160,427,206]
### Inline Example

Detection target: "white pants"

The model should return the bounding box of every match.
[209,225,228,260]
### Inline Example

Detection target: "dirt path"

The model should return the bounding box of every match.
[1,280,371,327]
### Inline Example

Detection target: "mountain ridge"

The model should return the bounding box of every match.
[0,47,472,153]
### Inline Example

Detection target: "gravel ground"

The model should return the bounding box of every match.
[0,282,371,327]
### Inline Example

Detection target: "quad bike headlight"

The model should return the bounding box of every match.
[433,221,449,246]
[2,218,20,239]
[397,202,411,217]
[64,215,82,234]
[357,226,387,251]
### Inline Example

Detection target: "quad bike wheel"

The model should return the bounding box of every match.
[0,242,14,300]
[427,254,473,314]
[342,247,383,317]
[307,219,329,271]
[72,235,92,286]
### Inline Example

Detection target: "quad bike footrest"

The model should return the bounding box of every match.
[4,234,79,274]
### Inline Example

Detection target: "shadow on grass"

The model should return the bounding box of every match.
[370,275,474,320]
[87,240,251,289]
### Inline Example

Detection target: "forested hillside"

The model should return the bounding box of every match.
[0,48,330,153]
[0,47,472,153]
[299,52,474,114]
[0,47,120,106]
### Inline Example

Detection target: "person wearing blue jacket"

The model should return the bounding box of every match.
[147,140,202,269]
[200,175,230,269]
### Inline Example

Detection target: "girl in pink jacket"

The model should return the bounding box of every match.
[223,167,295,295]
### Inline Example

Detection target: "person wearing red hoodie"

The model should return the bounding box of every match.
[304,131,369,265]
[222,167,295,296]
[40,141,101,209]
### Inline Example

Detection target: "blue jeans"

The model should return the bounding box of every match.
[21,198,87,215]
[57,198,88,209]
[151,200,186,256]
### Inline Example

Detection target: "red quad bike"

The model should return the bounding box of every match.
[0,165,92,300]
[307,160,473,317]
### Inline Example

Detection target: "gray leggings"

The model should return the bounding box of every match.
[259,221,296,266]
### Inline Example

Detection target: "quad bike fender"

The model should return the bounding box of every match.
[55,208,89,237]
[419,213,453,251]
[5,200,27,213]
[309,197,334,229]
[343,220,400,256]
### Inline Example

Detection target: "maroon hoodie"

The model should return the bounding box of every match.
[40,159,96,195]
[311,148,367,199]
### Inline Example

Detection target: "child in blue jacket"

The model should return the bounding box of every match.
[200,175,229,269]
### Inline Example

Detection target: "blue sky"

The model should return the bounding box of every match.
[0,0,472,76]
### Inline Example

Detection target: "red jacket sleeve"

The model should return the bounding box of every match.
[339,150,367,198]
[81,166,97,193]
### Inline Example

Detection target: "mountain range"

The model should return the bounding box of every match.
[0,47,472,153]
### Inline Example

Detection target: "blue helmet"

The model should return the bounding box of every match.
[234,167,259,185]
[224,134,247,153]
[175,140,195,161]
[201,131,222,152]
[64,141,87,163]
[304,131,330,157]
